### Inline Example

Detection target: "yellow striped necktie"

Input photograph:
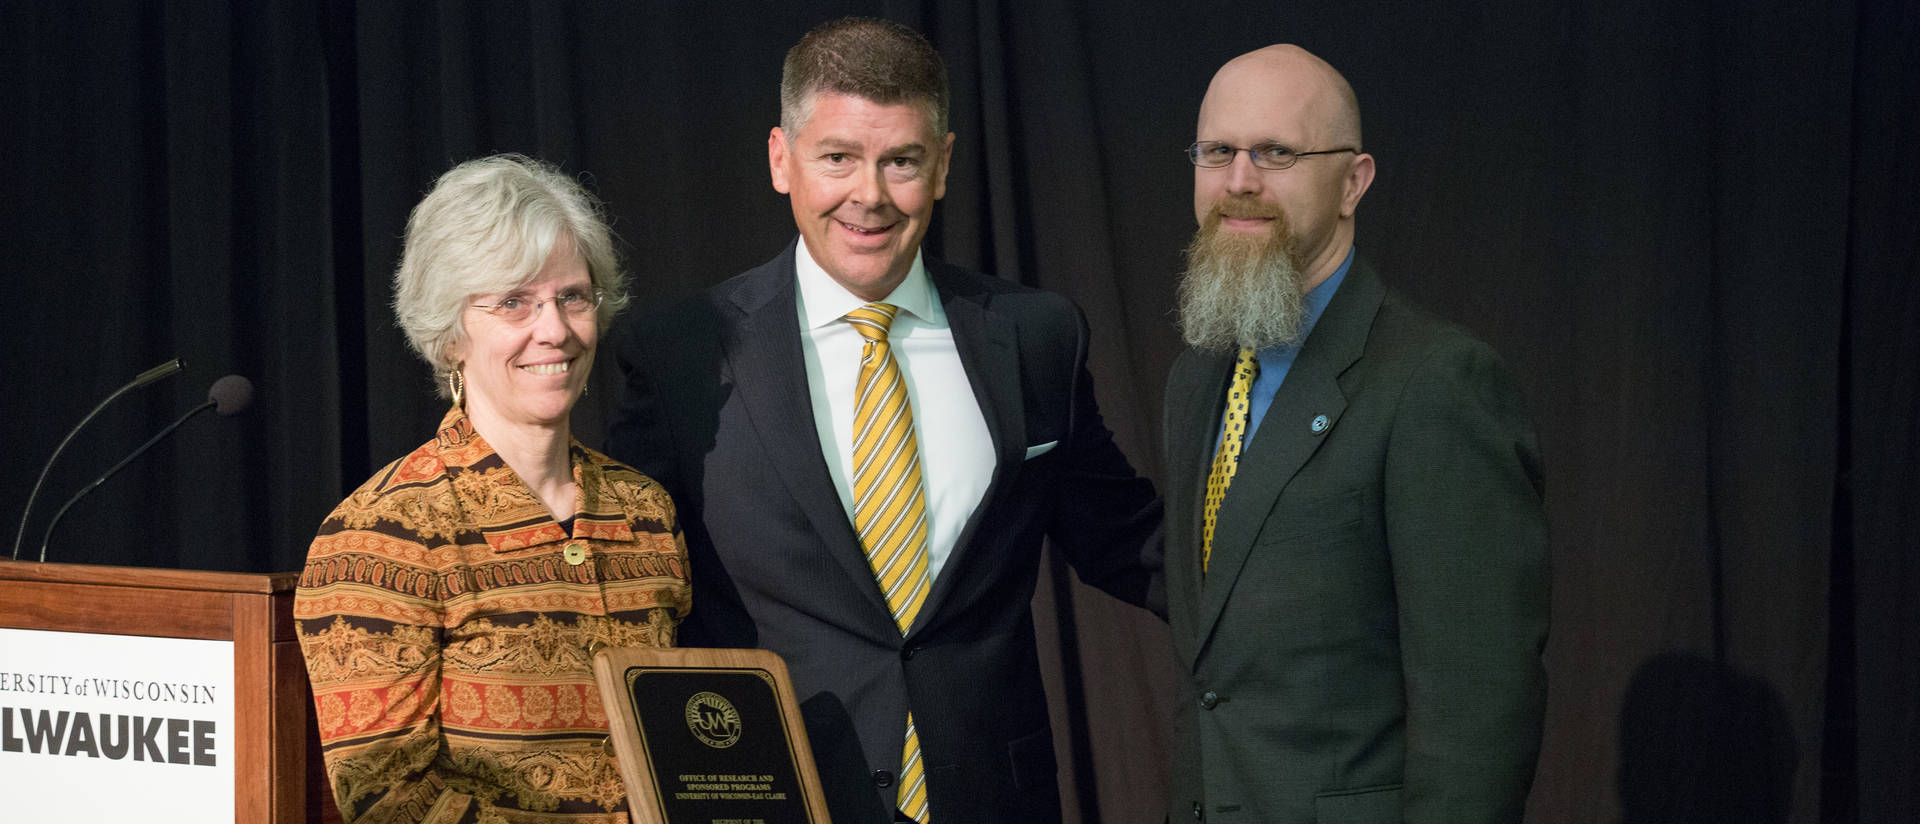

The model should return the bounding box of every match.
[1202,347,1259,573]
[845,302,933,822]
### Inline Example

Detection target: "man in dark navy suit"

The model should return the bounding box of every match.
[608,17,1161,824]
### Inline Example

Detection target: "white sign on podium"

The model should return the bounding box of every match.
[0,627,235,820]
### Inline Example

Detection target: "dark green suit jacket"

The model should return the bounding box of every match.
[1163,258,1549,823]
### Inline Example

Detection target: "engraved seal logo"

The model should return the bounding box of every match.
[685,691,743,748]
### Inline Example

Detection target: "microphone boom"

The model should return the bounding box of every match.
[32,374,254,562]
[36,401,213,562]
[10,358,182,561]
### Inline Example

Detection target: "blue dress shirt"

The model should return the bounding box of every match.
[1217,247,1355,448]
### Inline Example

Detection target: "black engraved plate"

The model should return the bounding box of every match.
[624,666,815,824]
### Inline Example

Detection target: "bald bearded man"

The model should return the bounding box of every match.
[1161,45,1549,823]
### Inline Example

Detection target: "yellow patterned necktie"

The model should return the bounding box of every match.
[1202,348,1259,573]
[845,302,933,822]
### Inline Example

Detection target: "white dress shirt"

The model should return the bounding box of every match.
[794,237,996,585]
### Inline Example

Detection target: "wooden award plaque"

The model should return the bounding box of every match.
[593,647,831,824]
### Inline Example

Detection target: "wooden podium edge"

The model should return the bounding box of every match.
[0,559,298,594]
[593,647,833,824]
[0,560,316,823]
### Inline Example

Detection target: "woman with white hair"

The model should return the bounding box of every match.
[295,154,688,823]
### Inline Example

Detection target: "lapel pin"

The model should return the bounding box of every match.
[1310,414,1330,434]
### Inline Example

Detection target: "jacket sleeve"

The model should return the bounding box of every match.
[296,520,475,823]
[1044,300,1167,617]
[1383,333,1550,824]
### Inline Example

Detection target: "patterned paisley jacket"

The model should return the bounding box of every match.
[296,407,690,823]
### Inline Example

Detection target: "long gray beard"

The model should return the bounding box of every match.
[1176,213,1308,353]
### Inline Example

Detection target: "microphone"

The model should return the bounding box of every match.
[11,358,184,561]
[34,375,255,563]
[206,374,255,416]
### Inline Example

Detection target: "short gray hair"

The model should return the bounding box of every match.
[779,17,949,140]
[391,154,628,395]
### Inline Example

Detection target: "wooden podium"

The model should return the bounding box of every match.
[0,560,338,823]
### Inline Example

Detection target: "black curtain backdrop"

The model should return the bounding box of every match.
[3,2,1913,823]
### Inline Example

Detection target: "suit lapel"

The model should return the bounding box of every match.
[1166,348,1232,659]
[1186,262,1385,665]
[915,264,1023,629]
[718,244,891,619]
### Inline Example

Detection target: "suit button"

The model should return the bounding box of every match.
[872,769,895,788]
[1200,690,1219,710]
[901,645,918,661]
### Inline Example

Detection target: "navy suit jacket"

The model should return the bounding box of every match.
[1163,259,1549,823]
[608,241,1161,823]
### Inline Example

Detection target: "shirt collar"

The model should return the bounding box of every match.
[1258,245,1354,358]
[1302,246,1354,334]
[794,235,941,329]
[431,405,634,550]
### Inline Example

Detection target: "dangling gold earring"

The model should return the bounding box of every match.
[447,368,465,408]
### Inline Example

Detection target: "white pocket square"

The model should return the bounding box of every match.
[1024,440,1059,459]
